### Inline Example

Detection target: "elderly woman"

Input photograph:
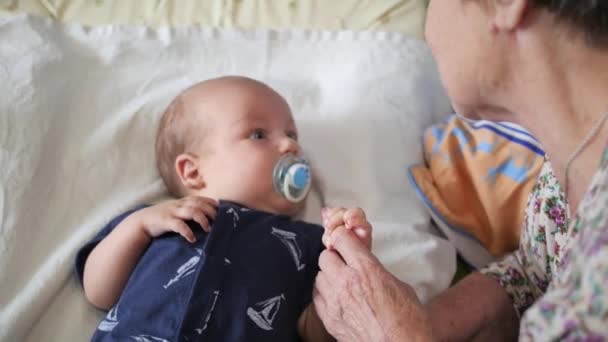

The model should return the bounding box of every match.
[314,0,608,340]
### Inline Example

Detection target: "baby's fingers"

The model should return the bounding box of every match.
[345,215,371,233]
[322,224,346,250]
[343,208,372,249]
[322,207,346,231]
[344,208,367,227]
[344,209,372,234]
[168,219,197,243]
[191,211,211,232]
[184,196,218,219]
[174,205,211,231]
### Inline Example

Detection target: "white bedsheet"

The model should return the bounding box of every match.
[0,14,454,341]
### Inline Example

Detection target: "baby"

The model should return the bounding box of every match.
[75,76,372,341]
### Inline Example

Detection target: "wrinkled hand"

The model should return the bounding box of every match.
[321,207,372,250]
[313,226,433,342]
[132,195,218,243]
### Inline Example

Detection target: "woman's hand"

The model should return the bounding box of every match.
[313,226,433,342]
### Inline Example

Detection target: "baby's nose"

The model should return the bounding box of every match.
[280,137,300,154]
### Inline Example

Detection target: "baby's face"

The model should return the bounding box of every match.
[192,84,305,215]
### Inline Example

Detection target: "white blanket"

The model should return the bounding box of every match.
[0,14,455,341]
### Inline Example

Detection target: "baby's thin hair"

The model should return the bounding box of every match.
[155,91,197,197]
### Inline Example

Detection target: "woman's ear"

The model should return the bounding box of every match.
[493,0,528,31]
[175,153,205,191]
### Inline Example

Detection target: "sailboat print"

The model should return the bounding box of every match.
[226,207,240,228]
[129,335,169,342]
[271,227,305,271]
[163,248,202,289]
[196,290,220,334]
[98,304,119,332]
[247,294,286,331]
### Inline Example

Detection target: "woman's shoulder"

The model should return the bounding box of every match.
[527,159,568,229]
[574,146,608,230]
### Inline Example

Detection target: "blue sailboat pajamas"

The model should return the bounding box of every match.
[75,201,324,341]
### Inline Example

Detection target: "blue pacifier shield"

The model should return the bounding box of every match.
[273,155,312,203]
[292,167,310,189]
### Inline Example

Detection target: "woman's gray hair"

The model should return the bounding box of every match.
[531,0,608,48]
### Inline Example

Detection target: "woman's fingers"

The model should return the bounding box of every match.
[313,224,431,341]
[329,226,375,269]
[349,217,372,249]
[314,270,337,314]
[318,249,347,274]
[313,272,329,313]
[352,226,372,249]
[322,230,332,249]
[322,224,347,249]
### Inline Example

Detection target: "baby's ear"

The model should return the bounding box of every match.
[175,153,205,191]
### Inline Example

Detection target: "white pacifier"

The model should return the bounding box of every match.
[273,154,312,203]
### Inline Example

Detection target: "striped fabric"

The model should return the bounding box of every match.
[409,114,545,268]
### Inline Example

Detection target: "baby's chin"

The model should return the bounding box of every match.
[256,196,306,217]
[223,193,304,217]
[265,197,305,217]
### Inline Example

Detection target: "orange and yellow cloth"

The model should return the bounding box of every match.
[409,114,545,262]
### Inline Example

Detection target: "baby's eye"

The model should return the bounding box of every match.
[249,129,267,140]
[286,131,298,140]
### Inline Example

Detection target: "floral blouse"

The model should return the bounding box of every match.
[481,150,608,340]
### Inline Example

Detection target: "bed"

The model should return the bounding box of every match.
[0,1,460,341]
[0,0,429,36]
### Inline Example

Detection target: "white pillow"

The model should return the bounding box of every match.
[0,14,454,341]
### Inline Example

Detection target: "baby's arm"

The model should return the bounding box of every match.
[297,207,373,341]
[82,196,216,310]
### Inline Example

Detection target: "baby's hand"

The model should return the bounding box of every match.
[131,196,218,243]
[321,207,372,250]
